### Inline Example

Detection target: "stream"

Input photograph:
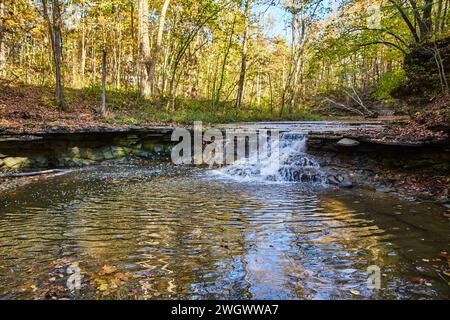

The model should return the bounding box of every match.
[0,162,448,299]
[0,124,449,299]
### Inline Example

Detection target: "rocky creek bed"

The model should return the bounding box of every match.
[0,123,449,209]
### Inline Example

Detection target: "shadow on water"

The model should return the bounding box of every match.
[0,164,448,299]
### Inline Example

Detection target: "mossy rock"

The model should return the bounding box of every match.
[3,157,31,169]
[110,146,127,158]
[83,148,105,162]
[142,140,156,151]
[101,147,115,160]
[122,147,133,155]
[70,147,81,158]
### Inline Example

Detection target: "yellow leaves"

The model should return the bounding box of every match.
[100,264,117,275]
[93,264,134,297]
[97,283,109,292]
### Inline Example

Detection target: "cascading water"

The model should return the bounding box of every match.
[214,132,324,183]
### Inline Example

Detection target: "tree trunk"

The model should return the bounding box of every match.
[436,0,443,34]
[422,0,434,36]
[236,0,251,109]
[101,47,107,116]
[42,0,65,110]
[441,0,448,32]
[0,0,6,79]
[149,0,170,95]
[137,0,152,97]
[81,20,86,85]
[72,41,77,87]
[216,16,236,105]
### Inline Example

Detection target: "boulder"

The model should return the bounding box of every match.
[336,138,360,147]
[3,157,30,169]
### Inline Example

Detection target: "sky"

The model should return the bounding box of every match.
[254,0,341,41]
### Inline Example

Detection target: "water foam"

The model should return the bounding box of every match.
[213,133,324,184]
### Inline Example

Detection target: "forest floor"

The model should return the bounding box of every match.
[0,82,320,133]
[1,82,448,144]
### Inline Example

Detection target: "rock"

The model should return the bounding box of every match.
[327,173,353,188]
[122,147,133,155]
[327,175,340,185]
[110,146,127,158]
[113,134,140,147]
[70,147,81,157]
[83,148,105,162]
[375,186,393,193]
[142,140,156,151]
[135,151,152,159]
[418,192,432,200]
[3,157,31,169]
[63,158,94,167]
[336,138,360,147]
[31,156,48,167]
[154,145,163,153]
[102,147,114,160]
[340,179,353,188]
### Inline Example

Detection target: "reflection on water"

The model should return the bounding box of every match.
[0,164,448,299]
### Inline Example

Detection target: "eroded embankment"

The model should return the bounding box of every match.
[307,134,450,204]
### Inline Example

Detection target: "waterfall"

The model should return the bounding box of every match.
[213,132,324,183]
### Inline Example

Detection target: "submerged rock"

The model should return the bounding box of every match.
[327,174,353,188]
[336,138,360,147]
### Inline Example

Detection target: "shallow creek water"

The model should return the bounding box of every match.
[0,164,448,299]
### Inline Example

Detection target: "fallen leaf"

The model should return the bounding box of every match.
[98,283,108,291]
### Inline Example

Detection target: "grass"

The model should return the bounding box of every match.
[77,86,321,125]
